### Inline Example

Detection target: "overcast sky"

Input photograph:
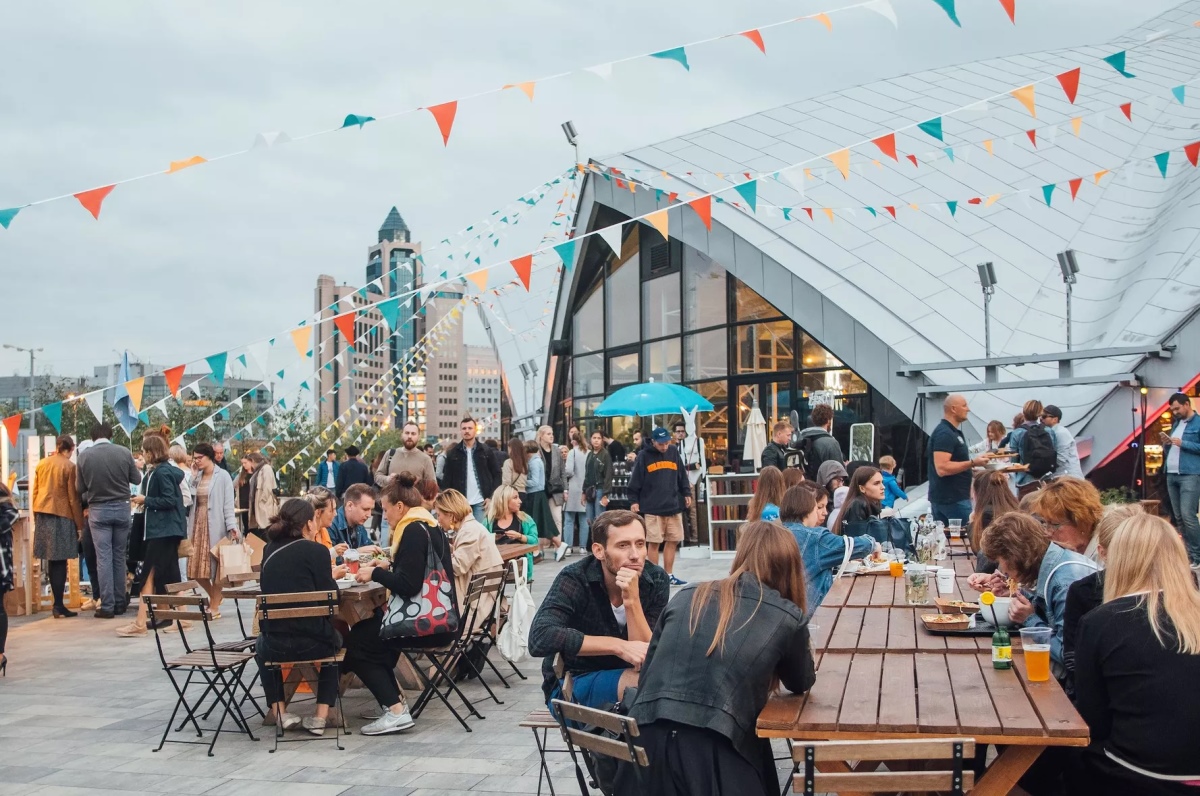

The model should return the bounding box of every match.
[0,0,1178,387]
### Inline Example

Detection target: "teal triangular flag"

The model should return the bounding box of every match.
[278,398,286,409]
[929,0,961,25]
[137,411,149,425]
[943,147,955,162]
[650,47,690,71]
[782,208,792,220]
[250,389,258,399]
[553,240,577,269]
[1173,85,1187,105]
[1042,184,1056,206]
[324,362,333,371]
[1154,151,1170,178]
[734,179,758,212]
[269,338,276,346]
[865,207,877,217]
[277,370,286,380]
[42,402,63,434]
[232,431,243,440]
[341,113,376,129]
[0,207,21,230]
[300,381,309,391]
[205,353,228,387]
[918,117,944,141]
[236,354,247,367]
[377,297,401,331]
[1103,51,1135,78]
[946,200,958,217]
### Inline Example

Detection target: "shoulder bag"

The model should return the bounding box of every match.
[379,526,460,640]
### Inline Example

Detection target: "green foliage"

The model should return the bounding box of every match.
[1099,486,1135,505]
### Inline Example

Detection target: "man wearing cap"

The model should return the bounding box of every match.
[1039,405,1083,478]
[627,427,691,586]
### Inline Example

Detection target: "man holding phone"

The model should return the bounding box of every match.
[1162,393,1200,566]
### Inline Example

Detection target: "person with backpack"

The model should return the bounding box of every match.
[797,404,844,481]
[373,421,436,487]
[759,420,802,472]
[1009,400,1058,489]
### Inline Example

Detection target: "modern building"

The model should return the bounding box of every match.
[546,2,1200,488]
[466,344,503,438]
[420,289,468,440]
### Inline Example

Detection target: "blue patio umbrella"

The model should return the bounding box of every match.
[594,382,713,417]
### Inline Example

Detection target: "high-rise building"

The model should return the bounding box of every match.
[466,345,503,438]
[418,288,467,440]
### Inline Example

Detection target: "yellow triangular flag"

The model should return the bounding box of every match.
[503,81,536,101]
[466,270,489,291]
[1011,84,1036,118]
[290,327,312,358]
[985,194,1002,207]
[125,377,145,412]
[909,203,920,211]
[983,139,994,156]
[804,168,814,180]
[828,149,851,179]
[1071,117,1083,136]
[821,208,835,222]
[809,12,833,30]
[167,155,207,173]
[646,209,669,239]
[1094,169,1109,184]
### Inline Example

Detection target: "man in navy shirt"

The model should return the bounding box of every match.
[927,394,988,526]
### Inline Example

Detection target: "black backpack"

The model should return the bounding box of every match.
[797,436,820,481]
[1021,424,1057,479]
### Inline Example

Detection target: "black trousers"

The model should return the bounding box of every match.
[342,614,404,708]
[614,720,777,796]
[255,633,341,707]
[0,591,8,654]
[48,560,68,609]
[81,524,100,600]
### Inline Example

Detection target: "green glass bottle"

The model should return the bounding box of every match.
[992,625,1012,670]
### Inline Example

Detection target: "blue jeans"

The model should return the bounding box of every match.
[563,511,589,549]
[930,500,972,527]
[586,488,604,525]
[470,503,486,525]
[1167,473,1200,564]
[88,500,132,612]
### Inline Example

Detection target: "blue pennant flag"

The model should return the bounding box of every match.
[206,352,227,387]
[650,47,690,71]
[733,180,758,212]
[553,240,577,269]
[42,402,63,434]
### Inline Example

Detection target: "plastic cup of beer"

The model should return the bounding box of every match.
[344,548,360,575]
[1019,627,1053,681]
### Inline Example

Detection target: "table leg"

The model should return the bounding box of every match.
[971,745,1044,796]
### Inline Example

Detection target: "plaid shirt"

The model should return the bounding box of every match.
[528,554,670,700]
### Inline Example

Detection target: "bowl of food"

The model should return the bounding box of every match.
[921,614,970,632]
[977,596,1016,627]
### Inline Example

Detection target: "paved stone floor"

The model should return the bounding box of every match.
[1,552,753,796]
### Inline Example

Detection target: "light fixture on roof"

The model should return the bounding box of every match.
[1057,249,1081,351]
[561,120,581,169]
[977,262,997,358]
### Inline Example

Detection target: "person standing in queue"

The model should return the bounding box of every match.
[32,435,86,618]
[627,427,692,586]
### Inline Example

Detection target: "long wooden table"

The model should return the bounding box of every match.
[499,542,540,564]
[222,581,387,628]
[759,553,1090,796]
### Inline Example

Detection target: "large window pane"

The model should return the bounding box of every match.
[733,276,784,321]
[736,381,794,448]
[684,330,727,380]
[608,351,640,386]
[693,380,729,467]
[572,396,601,428]
[801,333,843,369]
[643,338,681,383]
[735,321,795,374]
[606,228,641,348]
[573,285,603,355]
[801,369,869,407]
[642,272,681,339]
[573,353,604,396]
[683,248,727,331]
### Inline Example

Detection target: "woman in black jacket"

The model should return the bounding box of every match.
[616,521,815,796]
[346,471,457,736]
[256,499,343,736]
[831,466,886,535]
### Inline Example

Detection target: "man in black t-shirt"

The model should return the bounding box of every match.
[927,394,988,526]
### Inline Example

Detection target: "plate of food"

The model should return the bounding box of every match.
[847,550,893,574]
[335,576,358,589]
[934,597,980,615]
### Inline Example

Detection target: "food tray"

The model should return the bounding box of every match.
[935,597,981,615]
[921,614,971,632]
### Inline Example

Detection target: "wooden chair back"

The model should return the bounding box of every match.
[550,699,649,768]
[165,580,203,595]
[144,592,209,623]
[461,570,505,636]
[256,590,338,621]
[225,571,258,586]
[792,738,975,795]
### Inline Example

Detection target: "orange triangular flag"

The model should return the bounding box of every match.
[872,133,898,161]
[687,196,713,230]
[167,155,207,173]
[646,209,669,239]
[1026,129,1037,147]
[999,0,1016,22]
[982,139,994,156]
[426,101,458,145]
[821,208,835,222]
[74,185,115,219]
[909,203,920,212]
[1012,84,1036,118]
[809,12,833,30]
[510,255,533,291]
[125,377,145,412]
[1186,141,1200,167]
[1069,178,1083,199]
[1071,117,1082,136]
[985,194,1002,207]
[163,365,186,397]
[738,29,766,54]
[828,149,851,179]
[2,414,21,445]
[466,270,489,291]
[334,311,356,341]
[290,326,312,358]
[503,82,536,101]
[1120,102,1132,121]
[1094,169,1110,183]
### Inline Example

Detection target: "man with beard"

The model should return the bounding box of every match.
[374,421,436,485]
[528,510,670,709]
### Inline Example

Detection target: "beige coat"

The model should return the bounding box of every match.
[500,458,527,493]
[248,465,279,530]
[452,517,504,629]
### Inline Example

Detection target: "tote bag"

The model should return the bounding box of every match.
[499,559,535,663]
[379,527,460,640]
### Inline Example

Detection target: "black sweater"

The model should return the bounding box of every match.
[259,538,340,645]
[372,521,457,645]
[1062,570,1105,698]
[627,445,689,517]
[1075,595,1200,778]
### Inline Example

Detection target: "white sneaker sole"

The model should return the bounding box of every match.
[360,720,414,736]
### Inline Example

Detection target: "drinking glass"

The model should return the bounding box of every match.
[947,518,963,534]
[1019,627,1052,681]
[904,563,929,605]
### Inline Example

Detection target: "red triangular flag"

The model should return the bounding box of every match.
[2,414,21,445]
[426,101,458,145]
[334,311,356,342]
[906,154,918,167]
[803,207,814,220]
[998,0,1016,22]
[1026,129,1038,147]
[615,178,626,190]
[1056,68,1080,104]
[883,206,897,218]
[1185,141,1200,167]
[667,191,678,203]
[688,195,712,230]
[609,168,623,175]
[967,197,982,205]
[872,133,898,161]
[1069,178,1083,200]
[163,364,186,397]
[738,29,766,54]
[510,254,533,291]
[1120,102,1132,121]
[74,185,116,220]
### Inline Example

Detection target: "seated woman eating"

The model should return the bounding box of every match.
[615,521,816,796]
[256,500,344,736]
[343,472,457,736]
[778,483,877,616]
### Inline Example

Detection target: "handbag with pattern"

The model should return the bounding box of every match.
[379,527,460,640]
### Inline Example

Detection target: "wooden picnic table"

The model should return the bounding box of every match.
[759,553,1090,795]
[222,580,387,628]
[499,542,540,563]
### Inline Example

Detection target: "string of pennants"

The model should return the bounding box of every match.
[0,0,1018,230]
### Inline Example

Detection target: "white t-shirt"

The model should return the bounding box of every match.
[325,466,336,489]
[1167,421,1185,474]
[611,602,627,629]
[464,442,483,505]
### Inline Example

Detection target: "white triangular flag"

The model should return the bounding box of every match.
[185,380,204,399]
[247,341,271,376]
[84,392,105,425]
[201,417,216,431]
[172,436,185,447]
[962,100,989,118]
[585,63,613,80]
[597,223,623,256]
[780,167,806,197]
[252,131,292,149]
[863,0,898,27]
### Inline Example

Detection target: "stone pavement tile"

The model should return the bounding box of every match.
[0,784,45,796]
[221,761,307,781]
[329,753,423,772]
[285,767,422,788]
[203,781,350,796]
[397,757,527,776]
[30,768,226,795]
[112,755,248,778]
[402,772,486,790]
[0,765,59,784]
[337,787,416,796]
[7,753,128,774]
[15,713,127,730]
[20,787,157,796]
[467,775,546,793]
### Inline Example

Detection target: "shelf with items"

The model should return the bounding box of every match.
[705,471,758,556]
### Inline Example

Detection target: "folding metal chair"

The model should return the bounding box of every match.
[396,587,486,732]
[550,699,649,796]
[446,570,508,701]
[145,592,258,757]
[256,590,347,752]
[523,654,576,796]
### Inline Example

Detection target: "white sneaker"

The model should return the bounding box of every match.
[360,708,415,735]
[302,716,327,736]
[279,711,302,731]
[555,543,568,562]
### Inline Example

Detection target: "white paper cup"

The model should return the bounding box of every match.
[936,568,955,594]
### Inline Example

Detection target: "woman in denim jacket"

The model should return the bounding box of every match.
[779,484,876,618]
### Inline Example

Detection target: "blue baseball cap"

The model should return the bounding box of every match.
[650,426,671,443]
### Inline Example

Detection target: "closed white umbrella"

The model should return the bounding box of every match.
[743,404,768,470]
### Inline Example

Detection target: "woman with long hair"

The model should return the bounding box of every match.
[747,466,786,522]
[779,484,877,614]
[523,440,560,556]
[245,452,280,540]
[616,521,816,796]
[562,428,590,554]
[0,482,17,675]
[31,435,85,618]
[344,472,456,736]
[1074,514,1200,793]
[500,437,527,496]
[1029,476,1105,561]
[968,469,1020,574]
[186,442,239,618]
[302,487,337,549]
[235,455,256,537]
[831,466,885,536]
[484,484,538,581]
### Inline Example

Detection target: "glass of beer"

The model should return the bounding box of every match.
[1019,627,1052,681]
[344,548,361,575]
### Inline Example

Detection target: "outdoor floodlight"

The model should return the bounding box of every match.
[1057,250,1081,350]
[561,121,579,146]
[977,262,997,290]
[977,262,997,358]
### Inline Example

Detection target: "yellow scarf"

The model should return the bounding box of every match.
[388,506,438,557]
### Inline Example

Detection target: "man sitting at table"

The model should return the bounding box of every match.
[329,483,375,553]
[528,510,670,710]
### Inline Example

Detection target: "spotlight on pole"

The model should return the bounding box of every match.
[561,120,580,168]
[977,262,997,358]
[1056,250,1080,350]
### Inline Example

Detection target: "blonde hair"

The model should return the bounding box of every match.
[168,443,190,467]
[878,455,896,472]
[1094,503,1144,553]
[1103,514,1200,654]
[434,488,472,526]
[487,484,526,525]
